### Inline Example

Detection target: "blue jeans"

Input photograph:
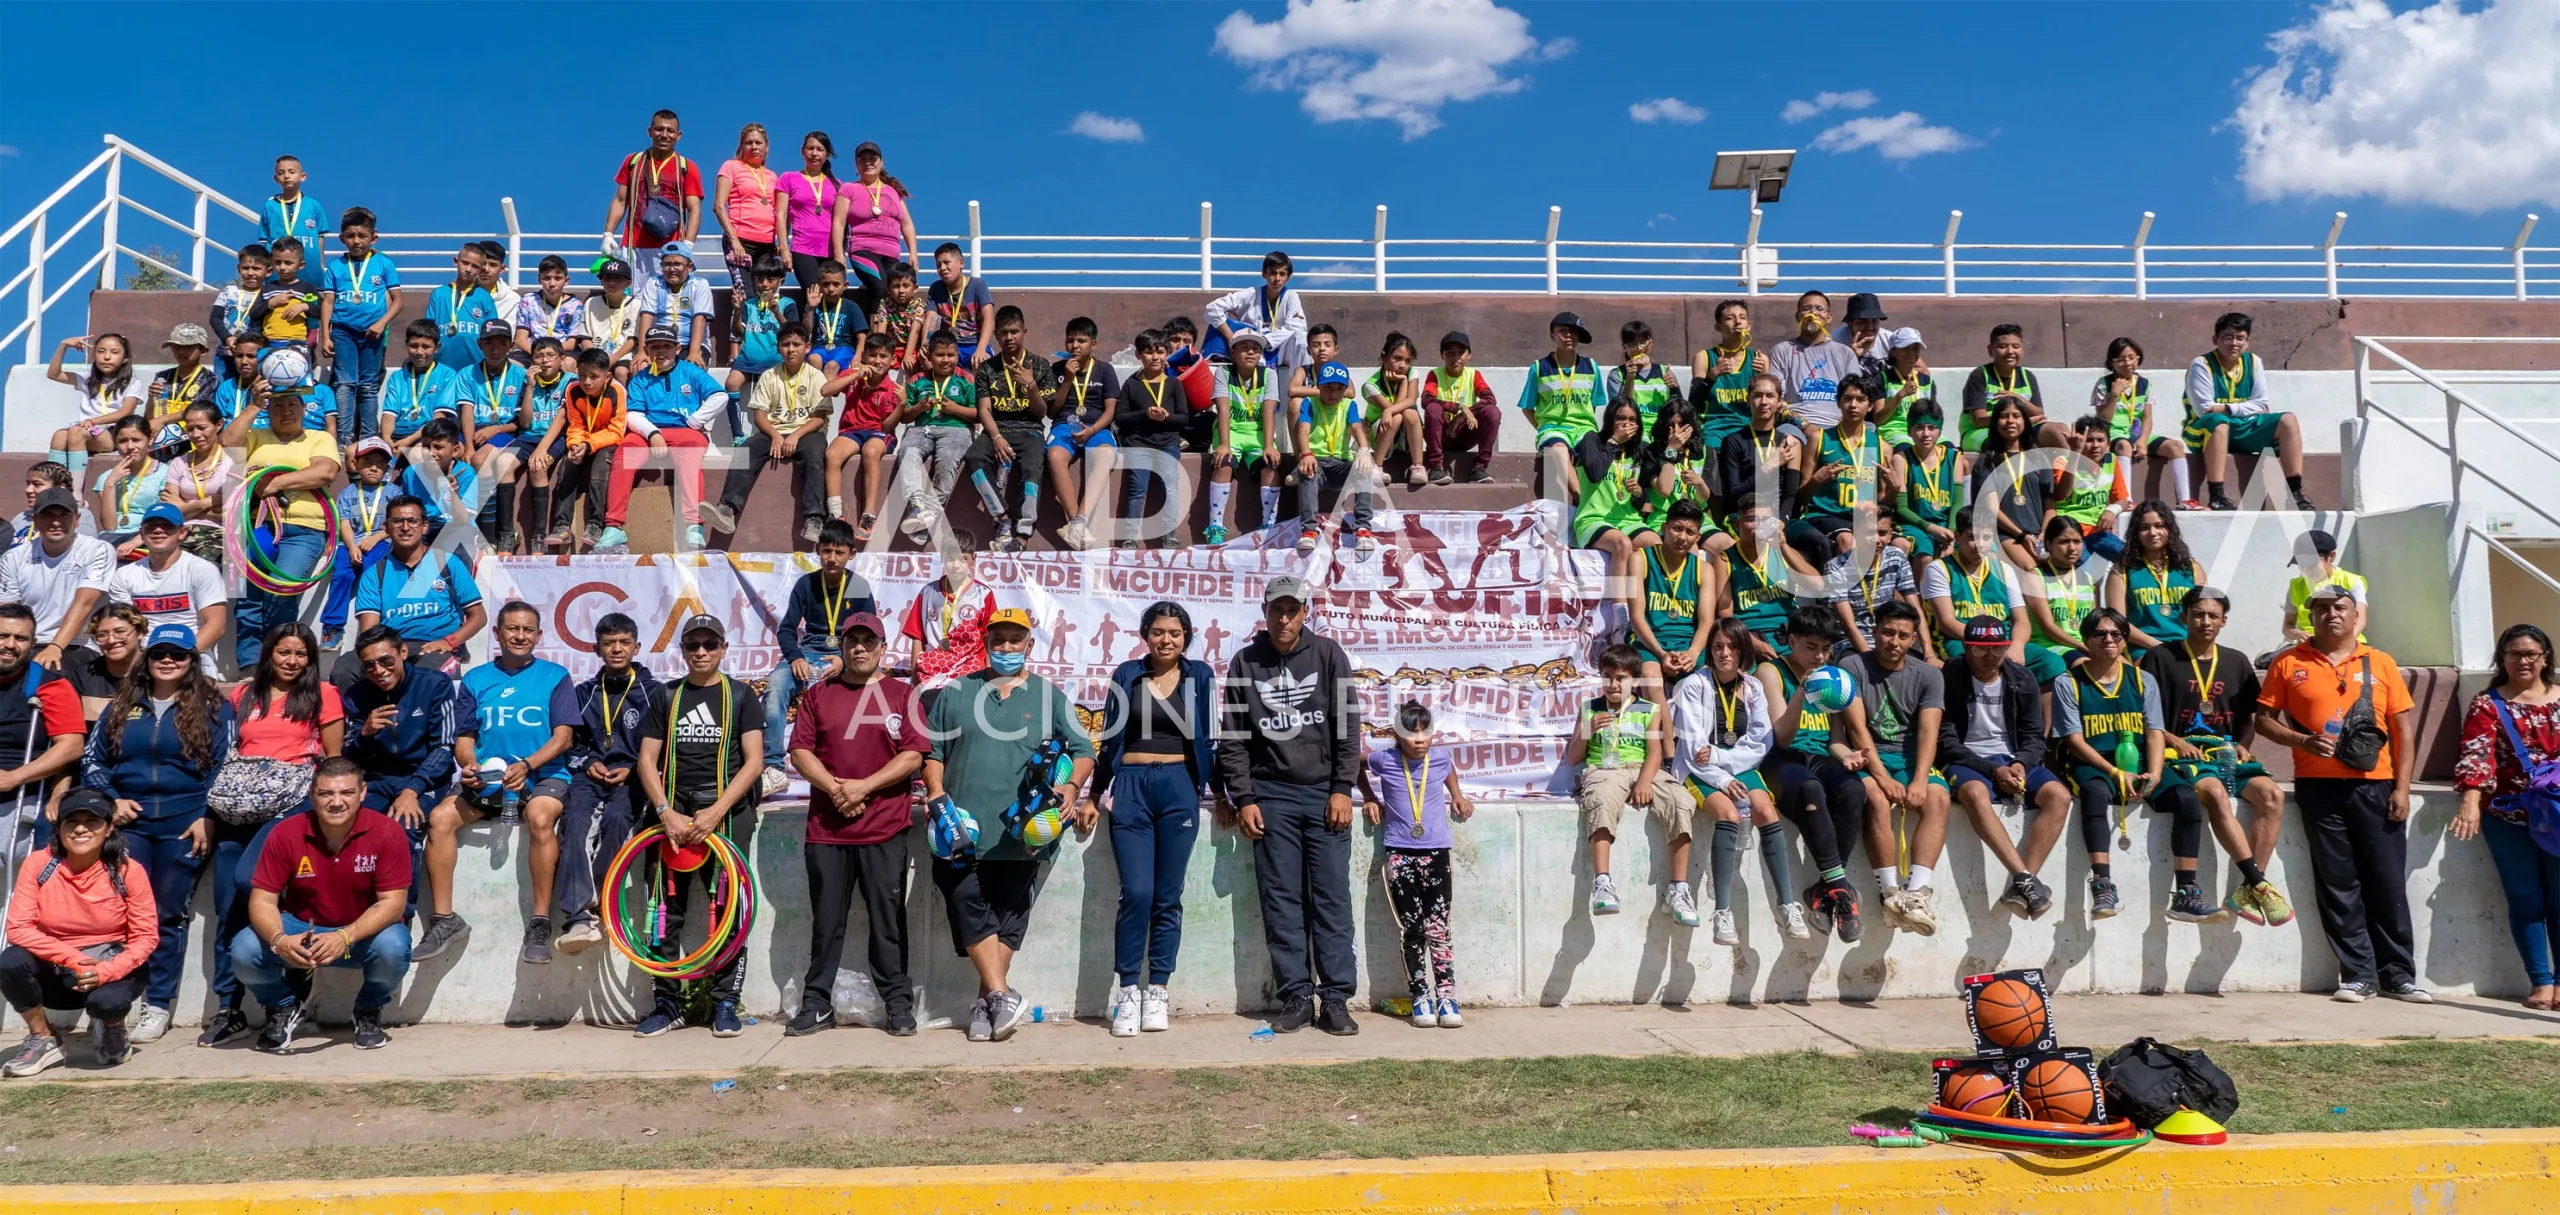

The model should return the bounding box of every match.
[2483,814,2560,988]
[1108,762,1201,986]
[120,812,207,1011]
[234,524,328,669]
[228,914,412,1012]
[762,640,838,768]
[2086,526,2126,563]
[208,816,286,1008]
[331,325,385,446]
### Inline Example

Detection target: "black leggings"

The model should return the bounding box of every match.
[2073,774,2202,860]
[1760,752,1867,876]
[790,252,832,302]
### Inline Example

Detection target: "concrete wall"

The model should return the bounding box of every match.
[159,788,2527,1028]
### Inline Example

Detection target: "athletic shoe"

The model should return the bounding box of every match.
[1316,998,1360,1036]
[1776,901,1812,940]
[685,524,707,548]
[2177,499,2203,512]
[1430,465,1453,486]
[2332,981,2374,1003]
[1667,881,1700,928]
[1999,874,2034,918]
[1900,886,1940,936]
[594,526,630,554]
[1710,908,1738,946]
[1409,997,1440,1029]
[555,918,604,956]
[1296,531,1319,554]
[787,1007,835,1037]
[887,1011,918,1037]
[1802,884,1835,937]
[1832,889,1864,943]
[1159,532,1186,551]
[988,989,1028,1040]
[520,917,553,965]
[1590,873,1621,916]
[2224,884,2263,925]
[1111,985,1142,1038]
[92,1017,131,1066]
[2290,490,2317,512]
[1435,997,1464,1028]
[800,517,824,545]
[2089,875,2121,920]
[711,1002,745,1037]
[196,1006,252,1047]
[2167,885,2228,924]
[1015,515,1037,540]
[1406,464,1428,491]
[760,767,790,797]
[2383,981,2433,1004]
[2208,495,2238,512]
[128,1002,172,1044]
[583,521,603,548]
[350,1005,388,1050]
[319,627,343,651]
[1269,996,1315,1034]
[1141,984,1170,1032]
[1876,886,1912,932]
[1459,463,1493,484]
[967,995,994,1042]
[634,1003,682,1038]
[696,502,737,533]
[2025,876,2056,920]
[991,530,1019,554]
[542,525,574,549]
[2251,880,2295,926]
[255,1004,306,1054]
[1062,517,1091,549]
[412,912,469,961]
[1117,539,1139,551]
[1,1034,64,1078]
[1354,528,1377,554]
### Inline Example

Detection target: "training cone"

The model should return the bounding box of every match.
[2153,1108,2228,1145]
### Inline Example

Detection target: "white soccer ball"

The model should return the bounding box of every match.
[257,345,312,389]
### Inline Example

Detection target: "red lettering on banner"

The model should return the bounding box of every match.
[552,581,630,653]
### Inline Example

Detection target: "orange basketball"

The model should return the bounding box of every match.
[2017,1058,2098,1124]
[1942,1065,2011,1115]
[1970,978,2048,1049]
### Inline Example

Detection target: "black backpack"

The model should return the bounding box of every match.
[2100,1037,2238,1128]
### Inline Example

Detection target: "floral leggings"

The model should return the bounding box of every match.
[1382,847,1455,1003]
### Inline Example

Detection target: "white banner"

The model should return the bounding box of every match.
[474,506,1610,797]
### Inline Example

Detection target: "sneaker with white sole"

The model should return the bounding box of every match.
[800,517,824,545]
[128,1002,172,1044]
[697,502,737,533]
[1,1034,64,1078]
[988,989,1028,1040]
[555,918,604,955]
[520,917,553,965]
[2332,980,2375,1003]
[1141,984,1170,1032]
[2250,880,2296,927]
[1776,901,1812,940]
[1354,528,1377,553]
[1711,908,1738,946]
[1409,997,1440,1029]
[594,526,629,554]
[255,1004,307,1054]
[1111,985,1142,1037]
[1666,881,1700,928]
[1899,886,1940,936]
[2383,981,2433,1003]
[1876,886,1911,932]
[1590,872,1621,915]
[1296,531,1319,554]
[412,912,470,961]
[92,1017,131,1065]
[760,767,790,798]
[1435,997,1463,1028]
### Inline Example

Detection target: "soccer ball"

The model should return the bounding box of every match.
[927,795,979,860]
[1803,665,1858,714]
[257,345,312,389]
[1013,801,1066,850]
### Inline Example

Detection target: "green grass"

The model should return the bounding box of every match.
[2,1041,2554,1185]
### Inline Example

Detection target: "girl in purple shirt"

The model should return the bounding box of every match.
[1358,702,1473,1028]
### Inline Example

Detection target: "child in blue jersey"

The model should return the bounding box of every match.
[551,612,663,955]
[320,437,399,650]
[257,156,327,277]
[214,334,266,423]
[325,207,401,447]
[507,338,574,555]
[803,259,867,376]
[426,245,499,371]
[462,321,528,547]
[422,601,582,965]
[1356,701,1473,1028]
[724,255,799,445]
[401,417,481,532]
[378,320,462,458]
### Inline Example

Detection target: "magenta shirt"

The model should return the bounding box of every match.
[776,170,838,259]
[840,178,910,260]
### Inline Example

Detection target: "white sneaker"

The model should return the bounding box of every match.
[555,919,605,955]
[1110,985,1141,1037]
[1141,984,1170,1032]
[1062,517,1091,548]
[1877,885,1912,932]
[1900,886,1940,937]
[1776,901,1813,940]
[1711,908,1738,946]
[1667,881,1700,928]
[1435,997,1463,1028]
[1409,998,1440,1029]
[1590,872,1621,915]
[128,1003,172,1044]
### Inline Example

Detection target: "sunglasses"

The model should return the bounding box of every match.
[147,648,192,662]
[2084,629,2127,642]
[361,653,402,670]
[683,639,724,653]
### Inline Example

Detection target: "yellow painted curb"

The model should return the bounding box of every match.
[10,1128,2556,1214]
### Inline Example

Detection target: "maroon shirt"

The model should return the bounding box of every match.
[252,808,413,927]
[789,674,928,846]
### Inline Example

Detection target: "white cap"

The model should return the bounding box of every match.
[1884,327,1925,350]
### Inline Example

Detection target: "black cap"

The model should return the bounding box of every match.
[1547,312,1592,344]
[854,140,883,159]
[479,319,513,341]
[679,613,726,642]
[31,487,79,517]
[592,256,634,281]
[1438,330,1471,353]
[2290,528,2338,564]
[1844,292,1888,322]
[58,787,115,824]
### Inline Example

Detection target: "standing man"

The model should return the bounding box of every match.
[343,625,457,929]
[1218,576,1362,1036]
[105,504,228,674]
[633,614,765,1039]
[551,612,660,955]
[0,488,113,669]
[426,601,579,965]
[603,110,703,281]
[922,608,1095,1043]
[0,604,86,863]
[2254,584,2422,1002]
[230,757,414,1054]
[786,610,927,1037]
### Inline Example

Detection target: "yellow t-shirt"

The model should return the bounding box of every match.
[246,427,342,532]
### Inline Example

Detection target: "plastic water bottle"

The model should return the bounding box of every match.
[2323,714,2344,744]
[1250,1023,1276,1043]
[500,784,521,825]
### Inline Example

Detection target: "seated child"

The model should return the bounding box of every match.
[825,340,903,544]
[1572,643,1695,919]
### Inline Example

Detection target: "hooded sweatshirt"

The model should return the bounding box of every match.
[1216,628,1359,804]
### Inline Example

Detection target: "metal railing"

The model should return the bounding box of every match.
[8,137,2558,365]
[2352,335,2560,533]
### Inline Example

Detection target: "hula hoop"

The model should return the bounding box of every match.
[601,825,759,982]
[226,464,340,595]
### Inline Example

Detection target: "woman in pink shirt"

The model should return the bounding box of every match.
[714,124,784,302]
[777,131,842,298]
[2,789,157,1075]
[830,140,921,316]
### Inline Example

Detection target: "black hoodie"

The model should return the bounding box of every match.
[567,663,665,776]
[1216,628,1359,805]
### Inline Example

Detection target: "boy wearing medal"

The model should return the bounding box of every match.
[321,438,399,650]
[803,259,868,377]
[2182,312,2314,512]
[925,242,994,368]
[551,613,662,955]
[1960,324,2069,452]
[892,331,980,541]
[760,520,876,795]
[325,207,400,446]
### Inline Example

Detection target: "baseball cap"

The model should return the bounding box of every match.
[2289,529,2338,564]
[57,788,115,825]
[853,140,884,160]
[139,503,185,530]
[1884,326,1926,350]
[2304,581,2356,603]
[163,322,211,350]
[1226,326,1266,351]
[679,613,726,642]
[350,436,395,463]
[1263,574,1312,605]
[1547,312,1593,344]
[1439,330,1471,353]
[643,321,681,345]
[1962,615,2012,648]
[479,319,513,342]
[32,487,78,517]
[839,610,885,639]
[1315,362,1352,387]
[658,241,695,264]
[592,256,634,281]
[987,607,1035,632]
[145,623,197,653]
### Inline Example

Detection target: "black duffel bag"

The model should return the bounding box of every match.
[2100,1037,2239,1128]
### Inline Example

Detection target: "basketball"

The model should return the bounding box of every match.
[1970,977,2049,1050]
[1802,665,1857,714]
[257,345,311,389]
[1942,1064,2011,1115]
[2017,1057,2099,1123]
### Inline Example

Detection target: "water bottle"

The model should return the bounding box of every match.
[500,784,521,825]
[2323,713,2344,747]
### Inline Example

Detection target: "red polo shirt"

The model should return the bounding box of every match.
[252,808,413,927]
[789,674,928,847]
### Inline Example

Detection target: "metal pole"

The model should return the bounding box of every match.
[1941,210,1963,297]
[1543,205,1562,295]
[2322,211,2347,299]
[191,191,209,285]
[1742,207,1764,296]
[1373,205,1388,293]
[2514,214,2540,302]
[2445,387,2464,547]
[1199,202,1213,290]
[2350,341,2369,511]
[968,200,983,277]
[2132,211,2155,301]
[99,148,121,291]
[501,197,523,289]
[24,212,43,363]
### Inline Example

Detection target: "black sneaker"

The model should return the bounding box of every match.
[1802,884,1835,937]
[2090,875,2122,920]
[2290,491,2317,512]
[711,1002,745,1038]
[93,1017,131,1066]
[2208,494,2239,512]
[1998,874,2033,917]
[1832,889,1864,943]
[633,1002,682,1038]
[413,912,470,961]
[2167,885,2230,924]
[2383,980,2433,1003]
[786,1006,836,1037]
[2025,876,2056,920]
[351,1005,388,1050]
[1268,995,1316,1033]
[520,917,553,966]
[1316,999,1360,1036]
[255,1003,306,1055]
[886,1011,918,1037]
[196,1005,252,1047]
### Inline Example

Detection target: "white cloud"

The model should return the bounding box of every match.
[0,145,18,157]
[1780,90,1876,123]
[1068,112,1145,144]
[1646,212,1677,229]
[2233,0,2560,211]
[1628,97,1704,125]
[1214,0,1570,139]
[1811,111,1974,161]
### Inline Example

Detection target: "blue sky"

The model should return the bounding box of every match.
[1,1,2551,278]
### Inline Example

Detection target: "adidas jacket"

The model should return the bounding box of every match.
[1216,630,1359,805]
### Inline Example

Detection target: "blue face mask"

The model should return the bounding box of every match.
[989,650,1027,675]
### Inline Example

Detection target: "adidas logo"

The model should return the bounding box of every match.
[1256,669,1318,711]
[675,700,723,742]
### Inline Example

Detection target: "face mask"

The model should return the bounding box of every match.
[989,651,1027,676]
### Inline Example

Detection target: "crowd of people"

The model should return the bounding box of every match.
[5,112,2556,1077]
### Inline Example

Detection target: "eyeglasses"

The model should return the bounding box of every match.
[2084,629,2126,642]
[683,640,724,653]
